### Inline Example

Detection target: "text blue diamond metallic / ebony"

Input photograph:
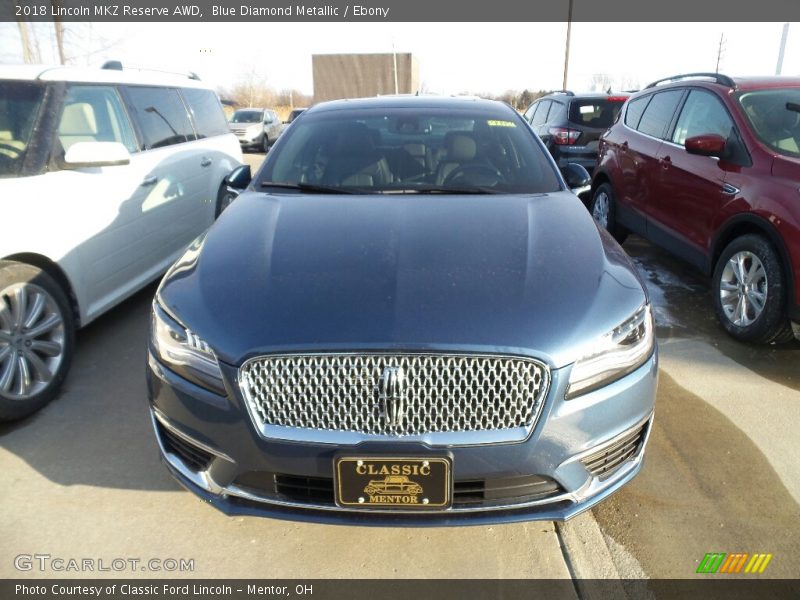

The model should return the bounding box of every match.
[146,95,658,525]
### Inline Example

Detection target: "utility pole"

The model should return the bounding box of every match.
[715,33,726,73]
[562,0,573,89]
[776,22,789,75]
[392,39,399,95]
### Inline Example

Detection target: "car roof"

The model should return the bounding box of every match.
[546,91,630,100]
[306,95,517,116]
[731,76,800,91]
[0,63,211,89]
[641,74,800,94]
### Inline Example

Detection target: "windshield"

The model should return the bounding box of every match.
[230,109,264,123]
[568,98,627,129]
[738,88,800,157]
[0,81,44,178]
[260,106,561,194]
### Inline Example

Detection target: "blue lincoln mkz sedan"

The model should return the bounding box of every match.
[146,96,657,525]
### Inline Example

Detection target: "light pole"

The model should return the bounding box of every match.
[562,0,573,90]
[776,23,789,75]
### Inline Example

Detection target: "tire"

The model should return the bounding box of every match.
[712,234,794,344]
[0,261,75,420]
[590,182,628,244]
[262,134,270,153]
[215,181,238,218]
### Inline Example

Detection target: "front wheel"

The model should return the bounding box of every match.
[590,182,627,244]
[0,261,75,420]
[262,134,271,153]
[712,234,794,344]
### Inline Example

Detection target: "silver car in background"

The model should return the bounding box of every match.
[228,107,282,152]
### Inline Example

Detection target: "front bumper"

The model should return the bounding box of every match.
[231,130,264,147]
[146,349,658,526]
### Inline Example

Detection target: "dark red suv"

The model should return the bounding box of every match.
[591,73,800,344]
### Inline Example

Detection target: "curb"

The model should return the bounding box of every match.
[556,511,629,599]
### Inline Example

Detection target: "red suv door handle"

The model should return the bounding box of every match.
[660,156,672,169]
[620,141,629,152]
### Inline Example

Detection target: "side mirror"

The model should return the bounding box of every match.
[226,164,252,190]
[685,134,726,157]
[562,163,591,196]
[63,141,130,168]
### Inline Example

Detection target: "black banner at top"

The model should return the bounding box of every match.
[2,0,800,22]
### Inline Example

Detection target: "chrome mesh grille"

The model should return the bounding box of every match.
[239,354,549,436]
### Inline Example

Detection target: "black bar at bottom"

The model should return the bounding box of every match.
[3,579,800,600]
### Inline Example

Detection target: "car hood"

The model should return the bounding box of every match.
[158,192,647,368]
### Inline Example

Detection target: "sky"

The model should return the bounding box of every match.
[1,21,798,96]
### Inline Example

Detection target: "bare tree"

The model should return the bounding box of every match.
[619,76,641,92]
[8,18,120,66]
[229,68,275,108]
[518,89,536,109]
[590,73,614,93]
[51,0,66,64]
[276,88,313,107]
[15,20,35,63]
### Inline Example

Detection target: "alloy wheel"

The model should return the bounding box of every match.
[0,282,66,400]
[592,191,610,229]
[718,251,768,327]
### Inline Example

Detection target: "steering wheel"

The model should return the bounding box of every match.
[443,164,504,187]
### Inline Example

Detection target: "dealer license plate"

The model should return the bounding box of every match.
[334,456,452,510]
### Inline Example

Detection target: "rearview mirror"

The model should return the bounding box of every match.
[562,163,591,196]
[226,164,252,190]
[685,134,726,157]
[63,141,130,168]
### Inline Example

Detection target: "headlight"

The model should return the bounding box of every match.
[150,302,226,395]
[566,304,655,399]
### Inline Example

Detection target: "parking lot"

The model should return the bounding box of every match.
[1,151,798,581]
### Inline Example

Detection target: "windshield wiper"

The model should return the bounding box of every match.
[403,185,500,194]
[260,181,366,194]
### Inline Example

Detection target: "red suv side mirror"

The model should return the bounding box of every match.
[685,134,727,157]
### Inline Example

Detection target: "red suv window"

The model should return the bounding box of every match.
[636,90,683,139]
[671,90,734,145]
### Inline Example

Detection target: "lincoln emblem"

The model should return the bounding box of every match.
[377,366,407,428]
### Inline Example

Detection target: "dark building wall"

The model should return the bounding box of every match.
[313,53,419,102]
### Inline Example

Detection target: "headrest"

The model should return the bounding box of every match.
[763,105,799,131]
[444,132,477,162]
[59,103,98,135]
[333,123,377,155]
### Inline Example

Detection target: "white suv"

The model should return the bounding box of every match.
[0,63,243,419]
[228,107,283,152]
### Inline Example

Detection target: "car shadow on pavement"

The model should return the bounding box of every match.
[623,236,800,392]
[0,281,180,491]
[593,372,800,578]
